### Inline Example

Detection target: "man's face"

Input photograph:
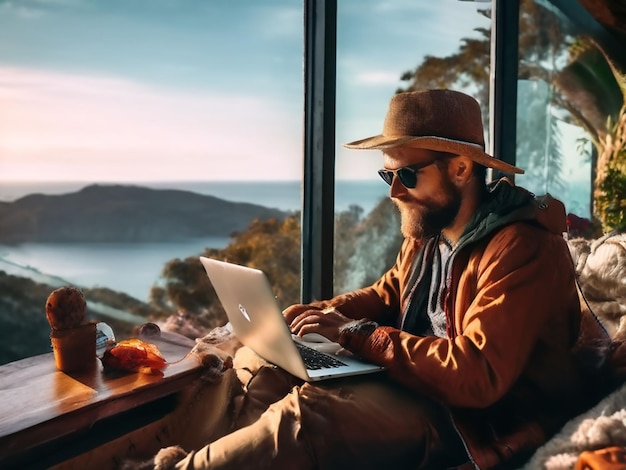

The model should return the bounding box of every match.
[382,148,462,240]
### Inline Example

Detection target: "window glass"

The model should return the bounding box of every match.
[515,0,593,224]
[334,0,492,293]
[0,1,303,365]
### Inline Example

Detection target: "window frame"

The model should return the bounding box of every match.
[301,0,337,303]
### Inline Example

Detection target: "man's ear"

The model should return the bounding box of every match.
[450,156,473,185]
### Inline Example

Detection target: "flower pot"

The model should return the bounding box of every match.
[50,322,97,373]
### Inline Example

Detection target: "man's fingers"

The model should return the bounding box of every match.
[296,322,321,337]
[283,304,322,324]
[289,312,319,334]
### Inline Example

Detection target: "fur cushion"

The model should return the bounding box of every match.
[568,233,626,339]
[522,382,626,469]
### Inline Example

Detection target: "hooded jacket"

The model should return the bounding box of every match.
[311,179,610,469]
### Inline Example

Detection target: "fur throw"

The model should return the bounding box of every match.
[522,382,626,469]
[118,446,188,470]
[568,232,626,339]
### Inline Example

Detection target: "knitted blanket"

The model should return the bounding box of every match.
[522,381,626,469]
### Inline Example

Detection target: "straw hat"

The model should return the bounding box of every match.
[344,89,524,175]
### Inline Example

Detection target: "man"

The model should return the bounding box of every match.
[169,89,610,469]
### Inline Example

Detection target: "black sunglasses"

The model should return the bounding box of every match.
[378,160,437,189]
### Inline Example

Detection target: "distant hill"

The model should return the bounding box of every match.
[0,184,288,243]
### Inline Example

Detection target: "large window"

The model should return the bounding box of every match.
[0,1,303,365]
[2,0,618,366]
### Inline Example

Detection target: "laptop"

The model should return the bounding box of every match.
[199,257,384,381]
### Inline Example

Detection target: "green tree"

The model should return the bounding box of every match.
[152,200,404,328]
[150,214,302,329]
[333,204,364,292]
[336,198,402,294]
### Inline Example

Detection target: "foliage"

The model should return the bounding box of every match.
[152,200,403,328]
[336,198,402,293]
[557,39,626,232]
[554,39,624,139]
[399,29,491,101]
[219,215,302,304]
[0,272,54,364]
[333,204,365,292]
[398,27,490,111]
[597,150,626,232]
[151,214,302,330]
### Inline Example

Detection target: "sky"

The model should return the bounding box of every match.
[0,0,490,183]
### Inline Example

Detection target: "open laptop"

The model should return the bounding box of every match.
[199,257,384,381]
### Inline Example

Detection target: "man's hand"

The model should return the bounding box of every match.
[283,303,323,325]
[285,306,353,343]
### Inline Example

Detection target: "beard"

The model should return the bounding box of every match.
[394,174,462,240]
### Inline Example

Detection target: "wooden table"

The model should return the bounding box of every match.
[0,333,203,469]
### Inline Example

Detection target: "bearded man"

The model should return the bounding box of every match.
[164,89,611,470]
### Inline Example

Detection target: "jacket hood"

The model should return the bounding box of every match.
[457,178,567,250]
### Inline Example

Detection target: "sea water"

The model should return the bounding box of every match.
[0,238,230,301]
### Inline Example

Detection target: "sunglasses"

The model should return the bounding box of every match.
[378,160,437,189]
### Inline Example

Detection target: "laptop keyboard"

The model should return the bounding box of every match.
[294,341,348,370]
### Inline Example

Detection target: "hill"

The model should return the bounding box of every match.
[0,184,288,243]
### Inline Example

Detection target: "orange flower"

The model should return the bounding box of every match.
[101,339,167,375]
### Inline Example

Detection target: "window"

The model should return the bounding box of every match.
[0,1,303,365]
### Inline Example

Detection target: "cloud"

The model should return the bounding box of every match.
[353,71,403,86]
[0,1,44,19]
[0,66,303,181]
[0,0,85,17]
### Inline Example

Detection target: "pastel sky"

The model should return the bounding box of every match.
[0,0,490,182]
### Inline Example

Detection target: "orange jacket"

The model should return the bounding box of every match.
[316,180,609,468]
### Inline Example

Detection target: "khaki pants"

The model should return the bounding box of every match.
[173,347,468,470]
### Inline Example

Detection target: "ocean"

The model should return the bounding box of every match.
[0,180,390,301]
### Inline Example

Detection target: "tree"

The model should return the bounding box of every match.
[151,199,405,327]
[336,198,402,294]
[333,204,365,292]
[150,214,302,329]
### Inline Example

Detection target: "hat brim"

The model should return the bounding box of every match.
[344,135,524,175]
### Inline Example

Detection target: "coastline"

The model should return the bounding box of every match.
[0,237,232,302]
